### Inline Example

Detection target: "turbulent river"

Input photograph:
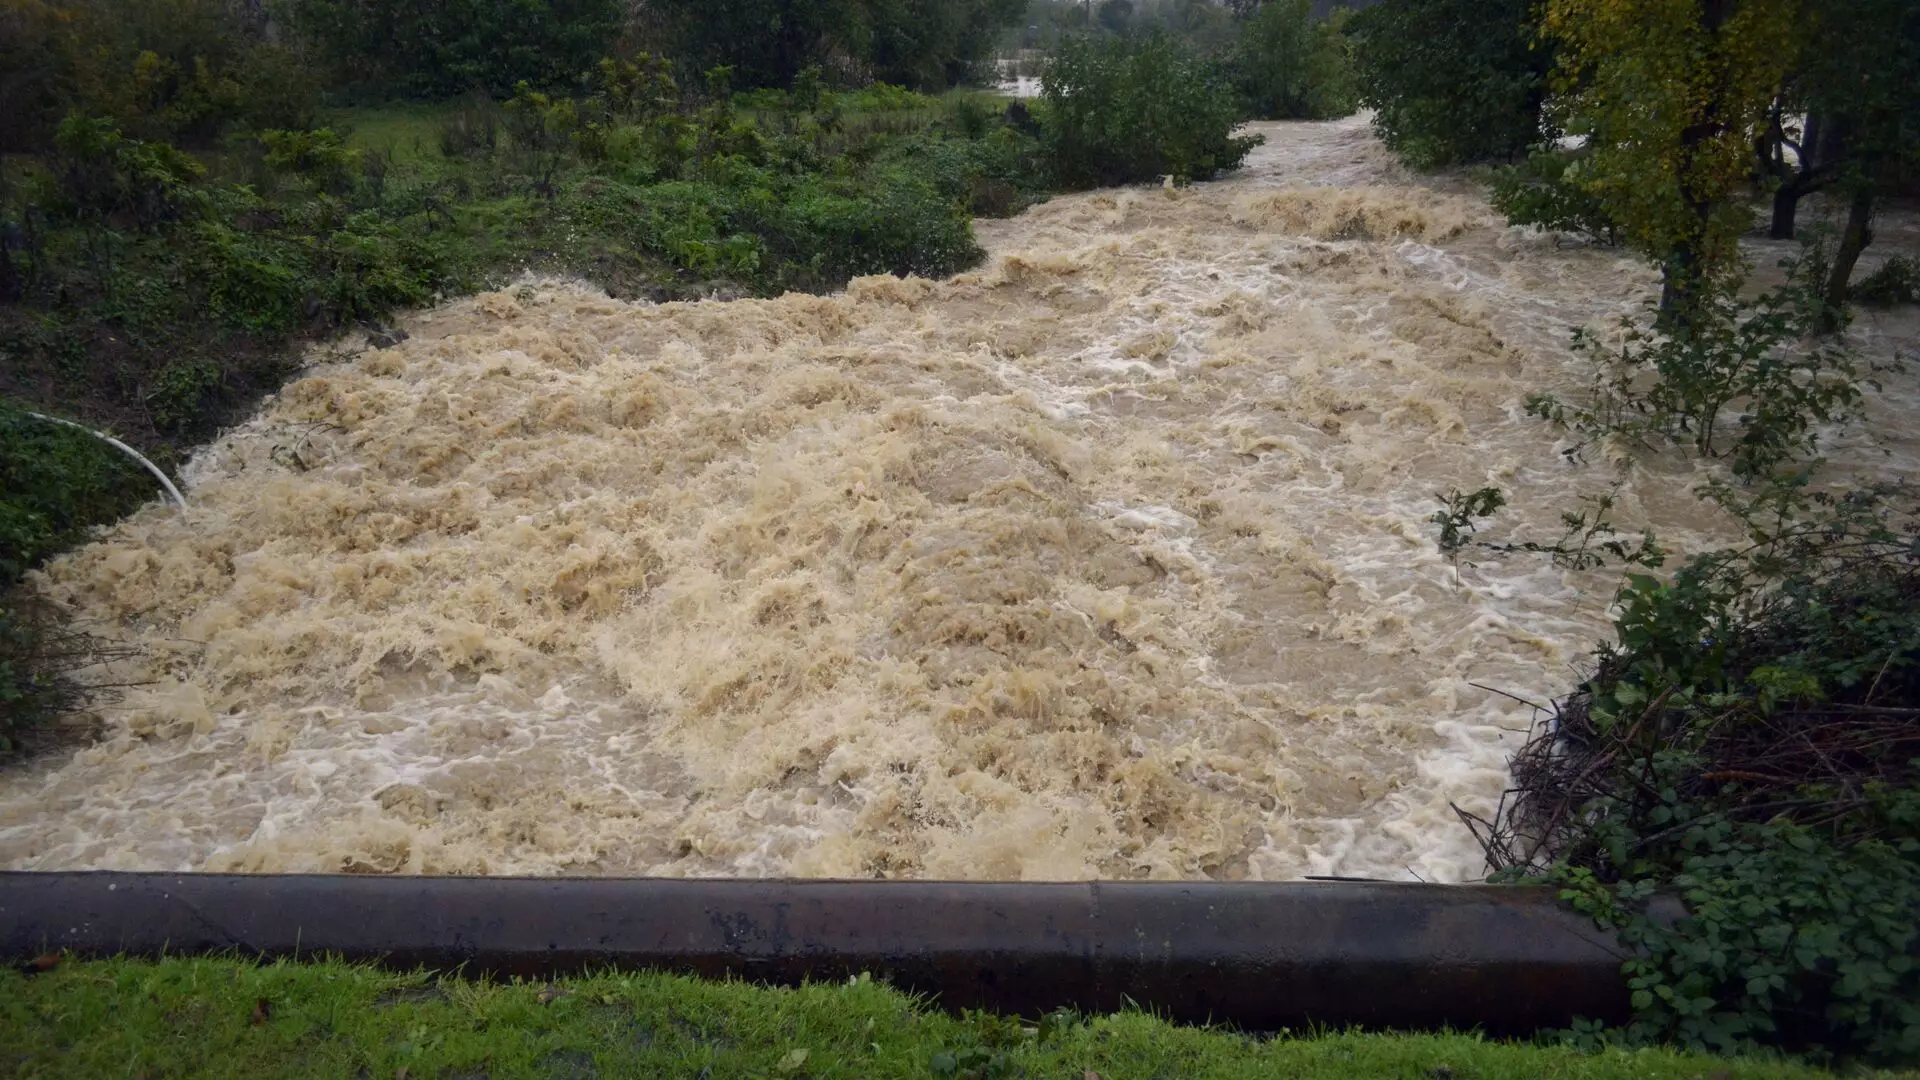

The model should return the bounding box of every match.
[4,116,1917,881]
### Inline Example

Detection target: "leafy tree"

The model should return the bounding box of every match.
[282,0,626,100]
[1348,0,1552,168]
[1786,0,1919,324]
[1541,0,1799,319]
[1231,0,1356,121]
[869,0,1028,88]
[1,0,316,150]
[1760,0,1919,243]
[1757,105,1842,241]
[1490,147,1620,244]
[1,0,86,151]
[1040,33,1260,188]
[648,0,1026,91]
[645,0,872,90]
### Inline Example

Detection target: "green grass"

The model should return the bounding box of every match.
[329,104,461,164]
[0,956,1868,1079]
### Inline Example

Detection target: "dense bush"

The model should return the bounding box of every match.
[0,403,153,588]
[280,0,625,100]
[1040,33,1260,187]
[1230,0,1357,121]
[1854,255,1920,308]
[1490,147,1621,244]
[646,0,1026,91]
[1526,258,1863,482]
[1433,219,1919,1060]
[1349,0,1552,168]
[555,164,983,293]
[0,0,318,150]
[1462,484,1920,1063]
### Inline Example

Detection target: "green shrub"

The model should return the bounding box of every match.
[0,402,154,585]
[875,129,1048,218]
[281,0,625,100]
[557,161,981,293]
[837,83,936,113]
[0,402,163,749]
[774,170,981,283]
[1350,0,1553,168]
[195,219,306,334]
[260,128,363,197]
[145,357,225,436]
[1231,0,1357,121]
[946,94,994,140]
[307,210,451,325]
[2,0,318,151]
[1476,485,1920,1064]
[503,82,582,194]
[1527,261,1865,481]
[1040,33,1260,188]
[587,54,682,122]
[438,93,504,159]
[1854,254,1920,308]
[1490,147,1621,244]
[52,114,206,230]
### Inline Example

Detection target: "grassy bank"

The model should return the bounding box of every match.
[0,956,1859,1079]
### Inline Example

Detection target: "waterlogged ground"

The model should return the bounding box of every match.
[4,116,1916,880]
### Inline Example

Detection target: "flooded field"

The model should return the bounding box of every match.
[3,115,1915,881]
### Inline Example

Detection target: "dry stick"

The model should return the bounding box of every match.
[1827,703,1920,716]
[1863,654,1896,706]
[1468,681,1551,714]
[1794,723,1850,790]
[1700,770,1789,784]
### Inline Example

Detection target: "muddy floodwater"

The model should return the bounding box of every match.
[4,116,1916,881]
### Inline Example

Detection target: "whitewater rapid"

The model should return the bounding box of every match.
[4,115,1915,881]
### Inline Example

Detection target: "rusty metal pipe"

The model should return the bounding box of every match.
[0,874,1630,1034]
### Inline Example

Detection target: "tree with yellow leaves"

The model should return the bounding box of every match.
[1543,0,1800,319]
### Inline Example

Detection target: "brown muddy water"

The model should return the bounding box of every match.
[4,116,1916,881]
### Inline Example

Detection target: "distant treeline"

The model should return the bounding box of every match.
[1002,0,1379,55]
[0,0,1035,144]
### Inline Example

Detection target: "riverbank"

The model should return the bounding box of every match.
[2,956,1859,1079]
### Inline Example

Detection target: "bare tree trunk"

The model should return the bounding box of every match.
[1766,114,1847,242]
[1659,242,1705,330]
[0,245,17,304]
[1659,0,1727,329]
[1769,183,1801,240]
[1819,185,1874,333]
